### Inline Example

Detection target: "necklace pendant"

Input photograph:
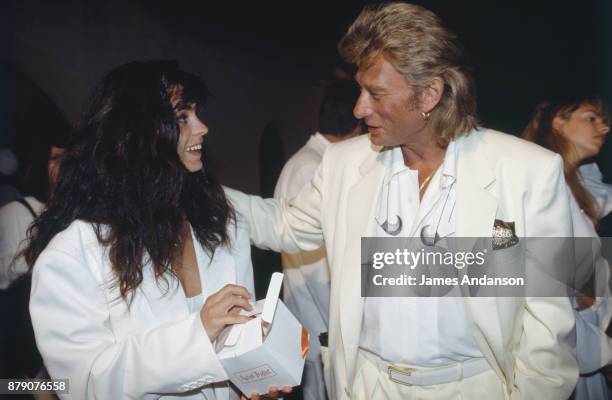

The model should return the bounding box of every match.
[380,216,403,236]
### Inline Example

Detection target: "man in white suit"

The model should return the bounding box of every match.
[227,3,579,399]
[274,81,361,400]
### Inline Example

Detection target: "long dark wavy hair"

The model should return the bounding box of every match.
[24,61,234,301]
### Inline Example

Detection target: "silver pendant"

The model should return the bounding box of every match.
[420,224,440,246]
[380,216,402,236]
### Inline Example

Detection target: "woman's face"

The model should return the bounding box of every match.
[555,104,610,162]
[175,104,208,172]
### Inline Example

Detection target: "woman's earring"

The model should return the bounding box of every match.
[421,111,431,121]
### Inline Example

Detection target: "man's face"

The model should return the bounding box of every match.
[354,54,426,147]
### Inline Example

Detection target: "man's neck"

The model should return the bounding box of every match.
[400,138,446,199]
[400,137,446,172]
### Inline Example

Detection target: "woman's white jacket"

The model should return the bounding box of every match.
[30,219,254,400]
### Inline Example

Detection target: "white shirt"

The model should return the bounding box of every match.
[579,162,612,219]
[0,196,45,289]
[360,140,484,366]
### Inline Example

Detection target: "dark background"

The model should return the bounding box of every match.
[0,1,610,395]
[1,0,611,296]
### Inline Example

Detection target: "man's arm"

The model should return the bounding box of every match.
[225,161,326,254]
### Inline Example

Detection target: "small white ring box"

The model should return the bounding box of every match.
[215,272,309,396]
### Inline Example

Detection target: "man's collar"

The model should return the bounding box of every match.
[440,139,458,188]
[383,139,458,188]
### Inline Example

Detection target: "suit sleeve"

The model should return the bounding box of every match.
[275,161,320,203]
[225,160,326,254]
[510,154,579,399]
[233,217,256,298]
[30,245,228,399]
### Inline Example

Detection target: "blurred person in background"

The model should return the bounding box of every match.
[0,147,20,207]
[0,76,70,388]
[523,95,610,228]
[0,132,68,289]
[523,94,611,400]
[274,80,362,400]
[0,63,72,288]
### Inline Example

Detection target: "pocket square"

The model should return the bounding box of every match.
[492,219,519,250]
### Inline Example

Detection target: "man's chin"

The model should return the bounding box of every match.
[368,131,390,147]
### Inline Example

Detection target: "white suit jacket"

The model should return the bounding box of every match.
[30,219,254,400]
[226,128,580,400]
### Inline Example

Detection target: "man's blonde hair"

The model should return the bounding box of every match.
[339,2,479,145]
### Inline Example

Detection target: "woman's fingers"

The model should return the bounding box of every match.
[220,294,253,313]
[217,284,251,300]
[247,385,292,399]
[200,284,253,340]
[267,386,279,397]
[208,284,252,311]
[228,305,243,315]
[221,314,253,326]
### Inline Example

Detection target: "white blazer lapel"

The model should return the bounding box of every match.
[455,131,510,382]
[339,149,388,384]
[139,264,190,321]
[456,131,497,239]
[194,228,237,296]
[139,226,212,322]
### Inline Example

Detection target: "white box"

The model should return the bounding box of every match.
[216,272,309,396]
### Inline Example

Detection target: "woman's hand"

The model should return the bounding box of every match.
[240,385,293,399]
[200,284,253,341]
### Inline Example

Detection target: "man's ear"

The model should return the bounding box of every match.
[420,77,444,114]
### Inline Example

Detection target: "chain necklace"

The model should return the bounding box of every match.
[418,159,444,195]
[419,170,435,193]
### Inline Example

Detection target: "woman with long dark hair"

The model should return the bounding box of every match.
[25,61,259,399]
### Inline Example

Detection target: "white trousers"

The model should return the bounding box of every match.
[351,350,506,400]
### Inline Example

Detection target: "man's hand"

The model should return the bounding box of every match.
[200,284,253,341]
